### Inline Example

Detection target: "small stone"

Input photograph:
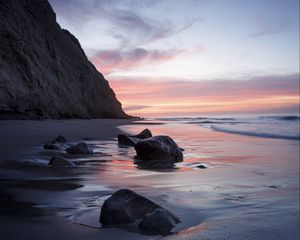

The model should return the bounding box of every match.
[54,135,67,143]
[48,155,75,166]
[43,142,64,151]
[66,142,93,154]
[118,129,152,146]
[197,164,207,169]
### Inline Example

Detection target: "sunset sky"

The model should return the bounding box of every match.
[49,0,299,117]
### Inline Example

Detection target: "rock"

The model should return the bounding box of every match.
[53,135,67,143]
[43,142,64,151]
[197,164,207,169]
[48,155,75,166]
[118,135,140,146]
[99,189,180,227]
[132,129,152,139]
[134,136,183,167]
[43,135,66,150]
[0,0,128,119]
[138,209,177,234]
[118,129,152,146]
[66,142,92,154]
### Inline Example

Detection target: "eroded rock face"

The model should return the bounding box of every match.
[134,136,183,167]
[118,129,152,146]
[0,0,127,119]
[66,142,92,154]
[99,189,180,230]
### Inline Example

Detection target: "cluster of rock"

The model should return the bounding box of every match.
[118,129,184,168]
[43,131,184,234]
[100,189,181,234]
[43,135,93,166]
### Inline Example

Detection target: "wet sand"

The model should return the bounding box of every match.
[0,119,299,239]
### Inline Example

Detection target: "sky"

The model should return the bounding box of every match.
[49,0,299,117]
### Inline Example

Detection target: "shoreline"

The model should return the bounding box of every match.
[0,119,299,239]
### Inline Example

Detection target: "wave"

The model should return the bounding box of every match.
[157,117,236,121]
[260,115,300,121]
[187,121,244,124]
[211,125,300,140]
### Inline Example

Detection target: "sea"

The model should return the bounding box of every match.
[155,113,300,140]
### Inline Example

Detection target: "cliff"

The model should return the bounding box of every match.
[0,0,128,119]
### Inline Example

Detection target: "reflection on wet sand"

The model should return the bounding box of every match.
[0,119,299,239]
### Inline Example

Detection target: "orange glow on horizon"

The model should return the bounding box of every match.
[109,77,299,117]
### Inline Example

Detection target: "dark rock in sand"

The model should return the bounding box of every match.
[118,135,140,146]
[0,0,128,119]
[43,135,66,150]
[197,164,207,169]
[99,189,180,227]
[66,142,93,154]
[132,129,152,139]
[53,135,67,143]
[134,136,183,167]
[43,142,64,151]
[48,155,75,166]
[118,129,152,146]
[139,208,177,234]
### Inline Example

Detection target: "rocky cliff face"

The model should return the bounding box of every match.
[0,0,128,119]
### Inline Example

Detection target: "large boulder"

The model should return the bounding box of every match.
[66,142,93,154]
[118,129,152,146]
[138,209,177,234]
[48,155,75,166]
[134,136,183,168]
[99,189,180,230]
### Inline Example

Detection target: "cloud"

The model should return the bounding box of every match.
[91,48,184,74]
[123,105,150,111]
[248,16,288,38]
[49,0,195,48]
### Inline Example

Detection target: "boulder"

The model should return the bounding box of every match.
[118,129,152,146]
[43,135,67,150]
[66,142,93,154]
[118,135,140,146]
[53,135,67,143]
[138,209,177,234]
[99,189,180,228]
[131,129,152,139]
[134,136,183,167]
[197,164,207,169]
[43,142,64,151]
[48,155,75,166]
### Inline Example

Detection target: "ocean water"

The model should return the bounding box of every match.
[155,114,300,140]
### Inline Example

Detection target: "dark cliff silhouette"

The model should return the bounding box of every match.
[0,0,128,119]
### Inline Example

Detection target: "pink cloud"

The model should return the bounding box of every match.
[91,48,185,74]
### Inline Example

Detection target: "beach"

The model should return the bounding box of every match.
[0,118,299,240]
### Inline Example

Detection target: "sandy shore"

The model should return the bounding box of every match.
[0,119,299,239]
